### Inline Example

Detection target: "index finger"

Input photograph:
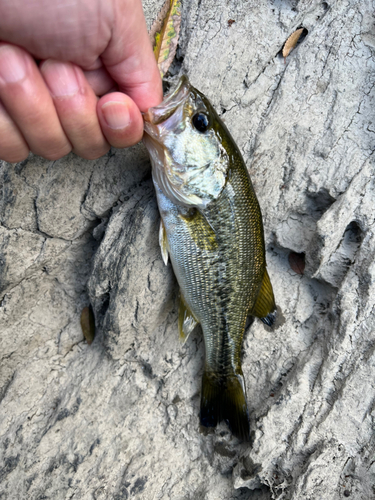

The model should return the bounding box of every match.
[100,0,163,112]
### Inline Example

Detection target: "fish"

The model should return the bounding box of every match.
[143,76,276,440]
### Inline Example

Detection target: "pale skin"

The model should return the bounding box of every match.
[0,0,163,163]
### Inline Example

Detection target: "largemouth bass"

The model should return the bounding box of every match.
[143,76,276,440]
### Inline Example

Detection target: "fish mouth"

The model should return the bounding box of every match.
[143,75,190,139]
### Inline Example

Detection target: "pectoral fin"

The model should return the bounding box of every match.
[251,269,277,326]
[180,209,218,252]
[159,219,169,265]
[178,293,199,344]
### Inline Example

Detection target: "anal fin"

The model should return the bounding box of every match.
[179,293,199,344]
[251,269,277,326]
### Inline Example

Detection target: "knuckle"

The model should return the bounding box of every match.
[1,151,29,163]
[39,144,72,161]
[79,144,110,160]
[0,141,29,163]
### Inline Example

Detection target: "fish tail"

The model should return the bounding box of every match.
[200,370,250,441]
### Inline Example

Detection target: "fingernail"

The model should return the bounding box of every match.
[0,45,27,83]
[42,60,79,96]
[101,102,130,129]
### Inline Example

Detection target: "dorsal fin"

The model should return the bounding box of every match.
[250,269,277,326]
[159,219,169,265]
[178,293,199,344]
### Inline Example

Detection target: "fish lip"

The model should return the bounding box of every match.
[143,75,190,129]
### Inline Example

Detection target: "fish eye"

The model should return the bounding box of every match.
[192,112,210,133]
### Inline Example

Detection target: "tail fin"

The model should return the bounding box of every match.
[200,371,250,440]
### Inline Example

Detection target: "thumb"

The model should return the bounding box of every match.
[101,0,163,112]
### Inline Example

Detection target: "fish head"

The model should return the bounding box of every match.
[143,76,230,208]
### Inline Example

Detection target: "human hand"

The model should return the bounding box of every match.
[0,0,162,162]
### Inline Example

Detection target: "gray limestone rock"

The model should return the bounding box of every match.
[1,1,375,499]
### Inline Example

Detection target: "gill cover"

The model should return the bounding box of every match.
[143,76,229,209]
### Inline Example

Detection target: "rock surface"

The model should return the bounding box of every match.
[1,1,375,499]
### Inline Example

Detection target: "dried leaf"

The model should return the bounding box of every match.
[282,27,305,60]
[288,252,305,275]
[149,0,170,42]
[149,0,182,78]
[228,19,235,27]
[80,306,95,345]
